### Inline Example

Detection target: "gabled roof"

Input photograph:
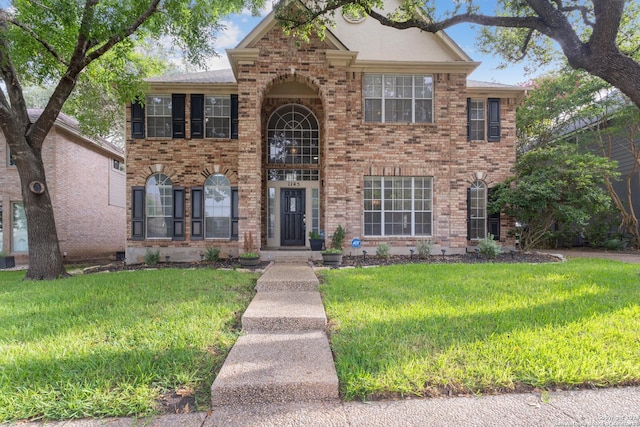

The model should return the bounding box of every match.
[27,109,123,158]
[146,69,236,84]
[227,0,480,75]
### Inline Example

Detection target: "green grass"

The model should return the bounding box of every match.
[320,259,640,400]
[0,268,257,422]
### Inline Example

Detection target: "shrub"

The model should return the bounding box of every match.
[376,243,391,260]
[144,249,160,266]
[309,231,322,240]
[478,235,502,259]
[604,237,628,251]
[330,225,345,251]
[417,239,434,258]
[204,247,220,262]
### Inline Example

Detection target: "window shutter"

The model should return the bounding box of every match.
[131,102,145,139]
[466,98,471,142]
[231,187,239,240]
[172,94,186,138]
[190,187,204,240]
[487,98,501,142]
[466,187,471,240]
[191,94,204,139]
[487,187,501,240]
[231,94,239,140]
[172,187,185,240]
[131,186,145,240]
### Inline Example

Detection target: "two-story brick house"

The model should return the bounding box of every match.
[125,4,525,263]
[0,110,126,263]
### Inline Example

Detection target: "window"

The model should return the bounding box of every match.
[6,144,14,166]
[468,181,487,240]
[364,74,433,123]
[468,99,486,141]
[364,176,432,236]
[204,174,231,239]
[146,173,173,238]
[12,202,28,253]
[267,104,320,165]
[467,98,501,142]
[112,159,125,172]
[205,96,231,138]
[146,95,172,137]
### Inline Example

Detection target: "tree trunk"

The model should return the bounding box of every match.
[10,132,67,280]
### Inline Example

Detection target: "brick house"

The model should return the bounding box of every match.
[125,5,525,263]
[0,110,126,263]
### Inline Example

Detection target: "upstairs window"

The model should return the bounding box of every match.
[364,74,433,123]
[205,96,231,138]
[146,95,172,138]
[468,99,486,141]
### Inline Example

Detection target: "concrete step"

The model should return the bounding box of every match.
[242,291,327,332]
[256,263,319,292]
[211,331,339,406]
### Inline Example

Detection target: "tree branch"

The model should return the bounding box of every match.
[0,13,30,134]
[0,10,69,67]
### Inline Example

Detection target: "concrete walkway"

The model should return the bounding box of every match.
[210,263,339,406]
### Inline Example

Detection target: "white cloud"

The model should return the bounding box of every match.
[214,20,244,50]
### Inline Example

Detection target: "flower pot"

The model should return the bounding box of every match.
[0,256,16,269]
[309,238,324,251]
[238,256,260,267]
[321,252,343,266]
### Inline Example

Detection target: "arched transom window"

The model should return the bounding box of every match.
[205,174,231,238]
[146,173,173,238]
[267,104,319,165]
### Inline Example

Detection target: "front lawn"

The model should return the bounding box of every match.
[320,259,640,400]
[0,268,256,422]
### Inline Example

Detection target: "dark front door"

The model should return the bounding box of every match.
[281,188,306,246]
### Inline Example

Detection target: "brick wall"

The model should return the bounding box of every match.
[0,125,125,262]
[125,25,518,261]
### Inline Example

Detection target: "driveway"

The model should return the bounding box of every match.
[538,248,640,263]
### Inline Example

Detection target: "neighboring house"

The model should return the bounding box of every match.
[0,110,126,263]
[124,1,525,263]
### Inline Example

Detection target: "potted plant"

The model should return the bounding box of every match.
[308,231,324,251]
[322,225,345,266]
[239,231,260,267]
[0,251,16,269]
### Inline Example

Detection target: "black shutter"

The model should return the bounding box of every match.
[487,98,501,142]
[231,187,239,240]
[487,187,501,240]
[172,187,185,240]
[231,94,239,139]
[131,101,145,139]
[466,98,471,141]
[172,94,186,138]
[191,94,204,139]
[191,187,204,240]
[466,187,471,240]
[132,186,145,240]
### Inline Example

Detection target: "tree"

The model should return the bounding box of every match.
[489,144,617,249]
[0,0,263,280]
[277,0,640,110]
[518,69,640,246]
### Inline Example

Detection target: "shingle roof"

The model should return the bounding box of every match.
[146,69,236,84]
[466,80,523,89]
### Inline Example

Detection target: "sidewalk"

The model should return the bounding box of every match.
[5,386,639,426]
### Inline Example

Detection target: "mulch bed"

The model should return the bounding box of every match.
[314,251,561,267]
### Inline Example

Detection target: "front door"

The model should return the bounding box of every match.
[281,188,306,246]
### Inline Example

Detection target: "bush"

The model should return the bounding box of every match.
[330,225,346,251]
[604,237,628,251]
[478,235,502,259]
[144,249,160,266]
[376,243,391,260]
[204,247,220,262]
[417,239,434,258]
